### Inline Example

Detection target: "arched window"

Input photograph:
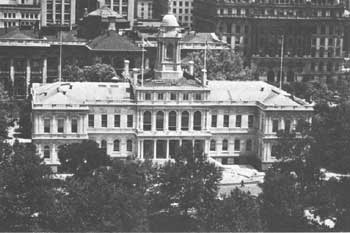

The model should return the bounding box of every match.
[222,139,228,151]
[101,140,107,152]
[113,140,120,151]
[156,111,164,131]
[210,140,216,151]
[127,139,133,152]
[166,43,174,60]
[181,111,189,131]
[168,111,177,131]
[193,111,202,131]
[143,111,152,131]
[43,145,50,159]
[267,70,275,83]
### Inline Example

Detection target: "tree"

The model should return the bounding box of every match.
[17,100,32,138]
[0,142,55,231]
[83,63,118,82]
[57,140,112,177]
[49,159,154,232]
[149,143,222,231]
[0,83,11,139]
[62,64,85,82]
[183,49,255,80]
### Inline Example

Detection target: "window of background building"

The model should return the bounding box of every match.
[272,119,279,132]
[234,139,240,151]
[158,93,164,100]
[168,111,177,131]
[195,93,202,100]
[101,114,107,128]
[170,93,177,100]
[222,139,228,151]
[43,145,50,159]
[44,119,50,133]
[57,119,64,133]
[101,140,107,152]
[224,115,229,127]
[145,93,151,100]
[113,140,120,151]
[88,114,94,128]
[211,115,217,127]
[127,115,133,128]
[183,93,189,100]
[246,139,252,151]
[248,115,254,128]
[193,111,202,131]
[236,115,242,127]
[127,140,133,152]
[210,140,216,151]
[285,119,291,132]
[71,119,78,133]
[114,115,120,127]
[181,111,189,130]
[143,111,152,131]
[156,111,164,131]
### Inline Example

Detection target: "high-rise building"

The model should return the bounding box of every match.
[0,0,40,28]
[97,0,135,26]
[153,0,193,28]
[194,0,350,84]
[40,0,76,29]
[136,0,153,20]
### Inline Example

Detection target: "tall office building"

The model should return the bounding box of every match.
[194,0,350,84]
[98,0,135,26]
[154,0,193,28]
[40,0,76,29]
[136,0,153,20]
[0,0,40,28]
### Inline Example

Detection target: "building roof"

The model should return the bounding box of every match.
[141,76,203,88]
[45,30,87,44]
[161,14,179,28]
[181,32,224,44]
[88,5,125,20]
[0,28,40,40]
[86,31,142,52]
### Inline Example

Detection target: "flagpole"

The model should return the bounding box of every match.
[204,40,207,70]
[58,25,63,83]
[279,35,284,89]
[141,35,144,86]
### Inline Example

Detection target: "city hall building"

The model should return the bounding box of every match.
[31,9,313,171]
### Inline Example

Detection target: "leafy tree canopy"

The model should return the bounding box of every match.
[62,63,119,82]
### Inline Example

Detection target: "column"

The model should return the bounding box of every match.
[152,112,156,131]
[206,110,210,130]
[204,139,209,155]
[79,115,84,134]
[65,117,70,133]
[26,58,31,97]
[166,139,169,159]
[52,115,57,133]
[42,57,47,83]
[164,111,168,131]
[52,144,56,163]
[10,58,14,85]
[189,111,193,131]
[280,117,285,131]
[137,140,141,158]
[52,0,56,24]
[153,139,157,159]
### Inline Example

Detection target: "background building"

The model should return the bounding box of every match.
[153,0,193,28]
[194,0,350,84]
[136,0,153,20]
[97,0,135,26]
[40,0,76,29]
[0,0,40,28]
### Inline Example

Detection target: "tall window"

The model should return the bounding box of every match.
[183,93,189,100]
[222,139,228,151]
[210,140,216,151]
[114,115,120,127]
[272,119,279,132]
[44,119,50,133]
[234,139,240,151]
[113,140,120,151]
[211,115,217,128]
[127,115,133,128]
[170,93,177,100]
[181,111,189,131]
[145,93,151,100]
[156,111,164,131]
[168,111,177,131]
[101,114,107,128]
[248,115,254,128]
[166,43,174,59]
[143,111,152,131]
[285,119,291,133]
[57,119,64,133]
[101,140,107,152]
[195,93,202,100]
[158,93,164,100]
[88,114,94,128]
[71,119,78,133]
[193,111,202,131]
[127,140,132,152]
[235,115,242,127]
[224,115,229,127]
[246,139,252,151]
[43,145,50,159]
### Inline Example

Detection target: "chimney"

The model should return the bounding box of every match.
[132,68,139,86]
[123,60,130,79]
[108,16,116,32]
[202,68,207,86]
[188,61,194,76]
[83,8,88,18]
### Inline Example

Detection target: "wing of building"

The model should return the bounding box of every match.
[31,8,313,171]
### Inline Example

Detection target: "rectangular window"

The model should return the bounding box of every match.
[234,139,240,151]
[88,114,94,128]
[183,93,189,100]
[71,119,78,133]
[127,140,133,152]
[248,115,254,128]
[101,114,107,128]
[285,119,291,132]
[235,115,242,128]
[114,115,120,127]
[195,93,202,100]
[211,115,217,127]
[127,115,133,128]
[57,119,64,133]
[246,139,252,151]
[224,115,229,127]
[145,93,151,100]
[272,119,279,133]
[44,119,50,133]
[170,93,177,100]
[158,93,164,100]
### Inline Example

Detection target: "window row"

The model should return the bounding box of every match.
[143,92,203,101]
[143,111,202,131]
[209,139,253,152]
[88,114,133,128]
[100,139,133,153]
[271,118,305,133]
[43,118,79,133]
[211,114,254,128]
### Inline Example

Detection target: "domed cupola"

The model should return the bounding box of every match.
[154,0,182,80]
